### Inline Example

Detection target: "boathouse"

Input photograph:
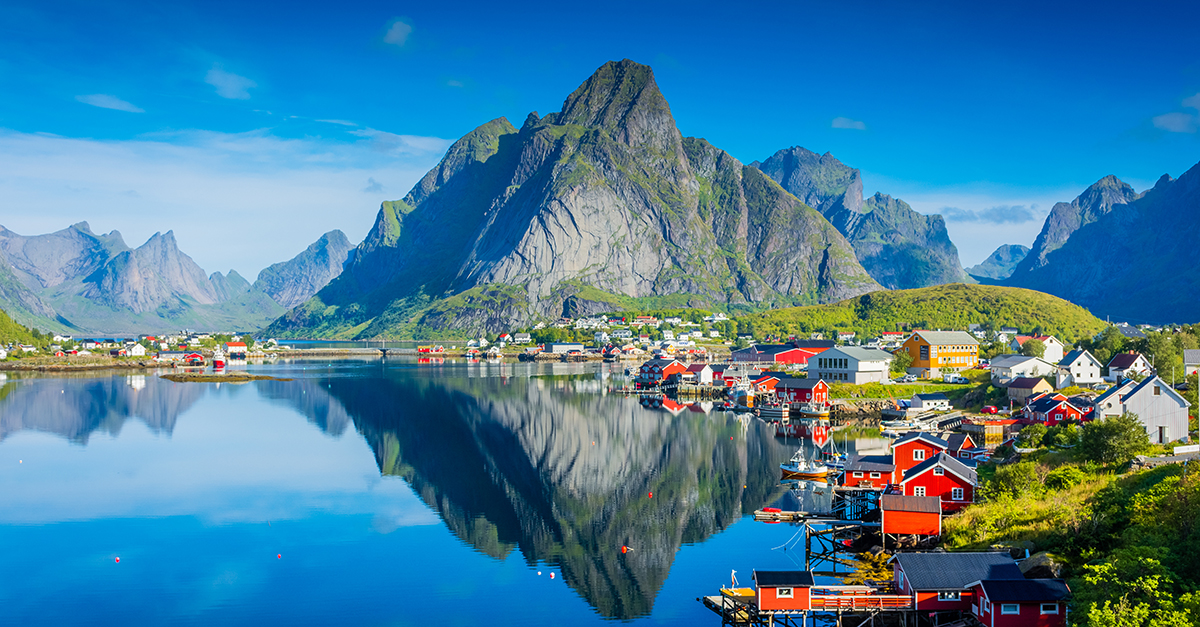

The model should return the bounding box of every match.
[891,432,949,479]
[635,358,686,388]
[967,578,1071,627]
[752,571,814,611]
[899,452,977,511]
[774,378,829,405]
[880,494,941,537]
[842,454,895,488]
[892,552,1024,614]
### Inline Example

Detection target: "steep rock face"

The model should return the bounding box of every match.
[81,231,218,313]
[1005,164,1200,322]
[209,270,252,302]
[0,222,126,289]
[967,244,1030,280]
[269,60,879,338]
[0,259,58,324]
[752,146,970,289]
[1011,175,1141,274]
[253,230,354,309]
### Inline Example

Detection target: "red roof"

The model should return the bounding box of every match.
[226,342,247,347]
[685,364,711,373]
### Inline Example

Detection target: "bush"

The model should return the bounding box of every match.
[1078,413,1152,465]
[1017,424,1048,448]
[1045,466,1086,490]
[983,461,1043,500]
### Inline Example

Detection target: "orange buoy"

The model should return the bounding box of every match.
[621,545,630,554]
[277,554,282,559]
[648,492,653,498]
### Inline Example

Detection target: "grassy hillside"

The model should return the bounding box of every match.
[0,307,44,347]
[737,283,1105,343]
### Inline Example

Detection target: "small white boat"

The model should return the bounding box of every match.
[780,449,830,481]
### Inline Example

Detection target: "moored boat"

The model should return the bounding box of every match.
[780,449,830,481]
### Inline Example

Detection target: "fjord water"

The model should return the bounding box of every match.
[0,360,866,625]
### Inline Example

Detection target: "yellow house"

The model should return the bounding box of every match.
[900,330,979,378]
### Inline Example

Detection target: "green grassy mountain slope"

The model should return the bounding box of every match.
[738,283,1105,342]
[265,60,880,339]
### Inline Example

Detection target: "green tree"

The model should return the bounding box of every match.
[1021,338,1046,358]
[981,461,1043,500]
[1078,413,1152,464]
[890,350,912,375]
[1094,326,1128,365]
[1044,465,1085,490]
[1016,424,1047,448]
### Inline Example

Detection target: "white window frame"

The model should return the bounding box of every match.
[869,472,881,479]
[776,587,794,599]
[913,486,926,497]
[852,471,864,478]
[938,591,960,601]
[1040,603,1058,615]
[1001,604,1020,615]
[913,449,926,461]
[933,467,944,476]
[951,487,965,501]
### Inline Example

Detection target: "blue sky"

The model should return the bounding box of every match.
[1,0,1198,273]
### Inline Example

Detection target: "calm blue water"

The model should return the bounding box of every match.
[0,360,883,626]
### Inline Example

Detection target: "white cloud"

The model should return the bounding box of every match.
[316,119,358,126]
[1152,111,1198,133]
[941,204,1039,224]
[349,128,454,155]
[383,19,413,46]
[831,116,867,130]
[1183,93,1200,111]
[75,94,144,113]
[0,127,451,277]
[446,80,464,88]
[205,66,257,100]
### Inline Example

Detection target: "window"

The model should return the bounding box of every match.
[1041,604,1058,615]
[777,587,794,598]
[933,467,944,476]
[938,591,960,601]
[952,487,964,501]
[914,449,926,461]
[1154,386,1161,396]
[1001,604,1020,615]
[869,472,881,479]
[913,486,926,497]
[853,471,864,478]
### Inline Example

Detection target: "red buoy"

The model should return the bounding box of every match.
[648,492,653,498]
[621,545,628,554]
[115,557,120,563]
[277,554,282,559]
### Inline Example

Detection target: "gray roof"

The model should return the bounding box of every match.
[1008,377,1048,390]
[880,494,940,513]
[894,431,950,449]
[1114,324,1147,339]
[914,393,949,401]
[892,552,1023,590]
[990,354,1041,368]
[1058,349,1100,368]
[978,579,1070,602]
[1185,349,1200,366]
[754,571,815,587]
[912,330,979,346]
[846,454,895,473]
[904,452,978,485]
[825,346,895,362]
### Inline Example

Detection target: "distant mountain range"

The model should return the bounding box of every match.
[1005,165,1200,324]
[967,244,1030,281]
[0,223,353,333]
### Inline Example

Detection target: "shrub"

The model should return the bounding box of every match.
[983,461,1043,500]
[1045,465,1086,490]
[1079,413,1152,465]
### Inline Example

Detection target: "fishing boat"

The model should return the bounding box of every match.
[212,349,226,369]
[779,449,830,481]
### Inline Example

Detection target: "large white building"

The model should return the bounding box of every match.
[989,354,1055,386]
[1094,375,1190,444]
[1056,349,1104,389]
[808,346,893,384]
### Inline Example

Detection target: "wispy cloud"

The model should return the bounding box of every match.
[1151,93,1200,133]
[205,66,257,100]
[316,119,357,127]
[349,128,453,156]
[362,177,383,193]
[75,94,144,113]
[0,127,446,276]
[941,204,1038,224]
[446,80,464,88]
[831,117,867,130]
[383,19,413,46]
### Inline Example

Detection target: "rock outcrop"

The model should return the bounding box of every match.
[253,230,354,309]
[752,147,970,289]
[267,60,880,338]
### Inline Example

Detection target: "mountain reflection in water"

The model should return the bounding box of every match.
[0,364,810,620]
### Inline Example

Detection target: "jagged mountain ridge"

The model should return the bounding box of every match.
[1005,163,1200,323]
[267,60,881,339]
[752,146,971,289]
[967,244,1030,280]
[253,230,354,309]
[0,223,352,333]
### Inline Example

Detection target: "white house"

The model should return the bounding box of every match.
[512,333,532,344]
[685,363,715,384]
[127,344,147,357]
[1056,349,1104,389]
[808,346,894,384]
[18,344,37,353]
[1093,379,1137,419]
[1009,334,1065,364]
[594,331,610,344]
[911,393,951,411]
[1098,375,1190,444]
[0,348,7,359]
[1106,352,1152,382]
[989,354,1055,386]
[1184,349,1200,376]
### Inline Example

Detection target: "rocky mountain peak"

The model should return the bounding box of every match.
[556,59,679,152]
[1012,173,1141,274]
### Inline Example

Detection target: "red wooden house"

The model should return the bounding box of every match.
[880,494,941,536]
[752,571,815,611]
[842,454,895,488]
[968,578,1070,627]
[635,358,686,388]
[900,452,977,512]
[891,552,1024,616]
[891,432,949,480]
[946,434,978,460]
[774,378,830,405]
[1023,394,1084,426]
